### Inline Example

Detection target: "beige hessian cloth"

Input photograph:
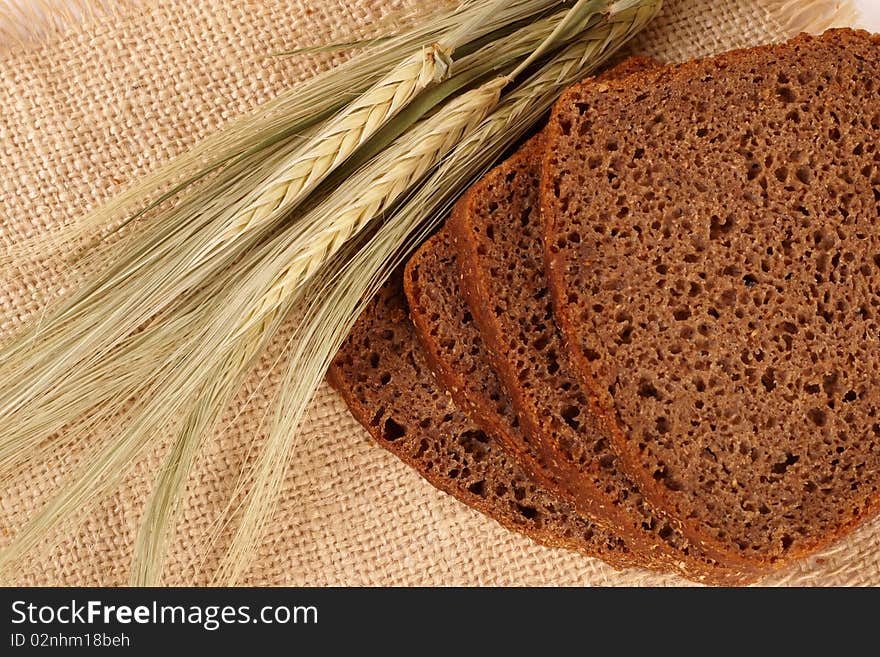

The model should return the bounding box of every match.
[0,0,877,586]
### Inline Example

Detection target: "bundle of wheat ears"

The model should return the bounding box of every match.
[0,0,669,585]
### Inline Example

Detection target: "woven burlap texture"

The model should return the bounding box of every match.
[1,0,877,586]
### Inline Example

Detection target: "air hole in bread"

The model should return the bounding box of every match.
[382,418,406,441]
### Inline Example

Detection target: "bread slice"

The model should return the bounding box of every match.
[405,228,549,480]
[413,58,758,583]
[541,29,880,565]
[327,274,641,570]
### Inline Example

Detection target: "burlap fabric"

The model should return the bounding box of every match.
[1,0,877,586]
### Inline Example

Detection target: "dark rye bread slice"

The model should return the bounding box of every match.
[412,60,757,583]
[541,29,880,565]
[404,229,552,485]
[327,274,640,570]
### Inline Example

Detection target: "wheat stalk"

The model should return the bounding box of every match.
[0,0,662,583]
[129,317,280,586]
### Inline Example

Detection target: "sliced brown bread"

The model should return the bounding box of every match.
[405,228,548,477]
[412,58,757,583]
[327,274,641,570]
[541,29,880,565]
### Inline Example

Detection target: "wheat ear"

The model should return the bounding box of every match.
[0,4,567,574]
[231,78,508,341]
[130,7,611,585]
[209,45,452,250]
